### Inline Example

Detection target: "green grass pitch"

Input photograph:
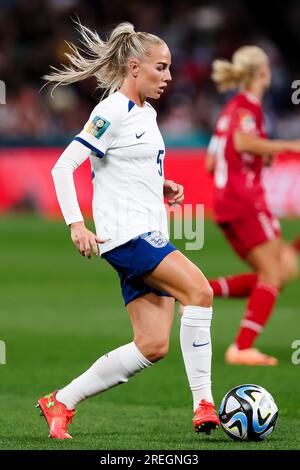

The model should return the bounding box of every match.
[0,214,299,450]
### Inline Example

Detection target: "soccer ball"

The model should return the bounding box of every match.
[219,384,278,441]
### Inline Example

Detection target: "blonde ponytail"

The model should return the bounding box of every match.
[44,21,164,95]
[211,46,269,92]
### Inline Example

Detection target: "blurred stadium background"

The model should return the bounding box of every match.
[0,0,300,450]
[1,0,300,215]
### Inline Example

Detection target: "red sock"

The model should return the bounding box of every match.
[292,236,300,252]
[209,273,258,298]
[235,283,278,350]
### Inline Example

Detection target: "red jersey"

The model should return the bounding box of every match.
[209,91,268,222]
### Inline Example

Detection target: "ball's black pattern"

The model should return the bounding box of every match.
[219,384,278,441]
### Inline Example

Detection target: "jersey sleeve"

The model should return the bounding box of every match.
[74,100,124,158]
[232,107,259,136]
[51,139,91,225]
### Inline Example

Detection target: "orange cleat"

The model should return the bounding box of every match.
[36,390,75,439]
[225,344,278,366]
[193,399,220,434]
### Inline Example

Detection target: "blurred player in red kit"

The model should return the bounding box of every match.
[206,46,300,366]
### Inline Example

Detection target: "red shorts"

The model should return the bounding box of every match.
[218,210,281,259]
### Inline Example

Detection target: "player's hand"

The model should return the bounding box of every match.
[69,221,105,258]
[206,153,216,173]
[163,180,184,205]
[262,154,273,167]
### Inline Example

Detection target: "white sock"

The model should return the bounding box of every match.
[180,305,214,411]
[56,342,152,409]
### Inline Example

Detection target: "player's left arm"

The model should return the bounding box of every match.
[163,180,184,205]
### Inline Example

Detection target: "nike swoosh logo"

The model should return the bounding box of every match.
[136,131,146,139]
[192,342,209,347]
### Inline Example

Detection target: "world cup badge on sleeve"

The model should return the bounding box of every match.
[87,115,111,139]
[238,110,256,134]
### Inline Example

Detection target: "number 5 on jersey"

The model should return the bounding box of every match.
[157,149,164,177]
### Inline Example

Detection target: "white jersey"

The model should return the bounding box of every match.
[74,91,168,255]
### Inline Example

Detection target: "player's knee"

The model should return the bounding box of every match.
[184,283,213,307]
[136,338,169,363]
[258,268,282,290]
[151,342,169,362]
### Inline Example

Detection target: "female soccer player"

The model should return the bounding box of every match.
[36,22,219,439]
[206,46,300,366]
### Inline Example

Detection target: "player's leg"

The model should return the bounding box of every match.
[209,273,258,298]
[127,293,175,362]
[208,222,259,298]
[281,241,299,282]
[37,293,174,439]
[213,212,283,365]
[209,234,300,296]
[143,250,220,433]
[208,221,259,298]
[143,249,212,306]
[226,237,282,366]
[246,236,283,287]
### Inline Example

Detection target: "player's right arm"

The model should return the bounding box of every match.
[231,104,300,157]
[234,132,300,156]
[51,140,104,258]
[51,100,121,257]
[205,135,219,173]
